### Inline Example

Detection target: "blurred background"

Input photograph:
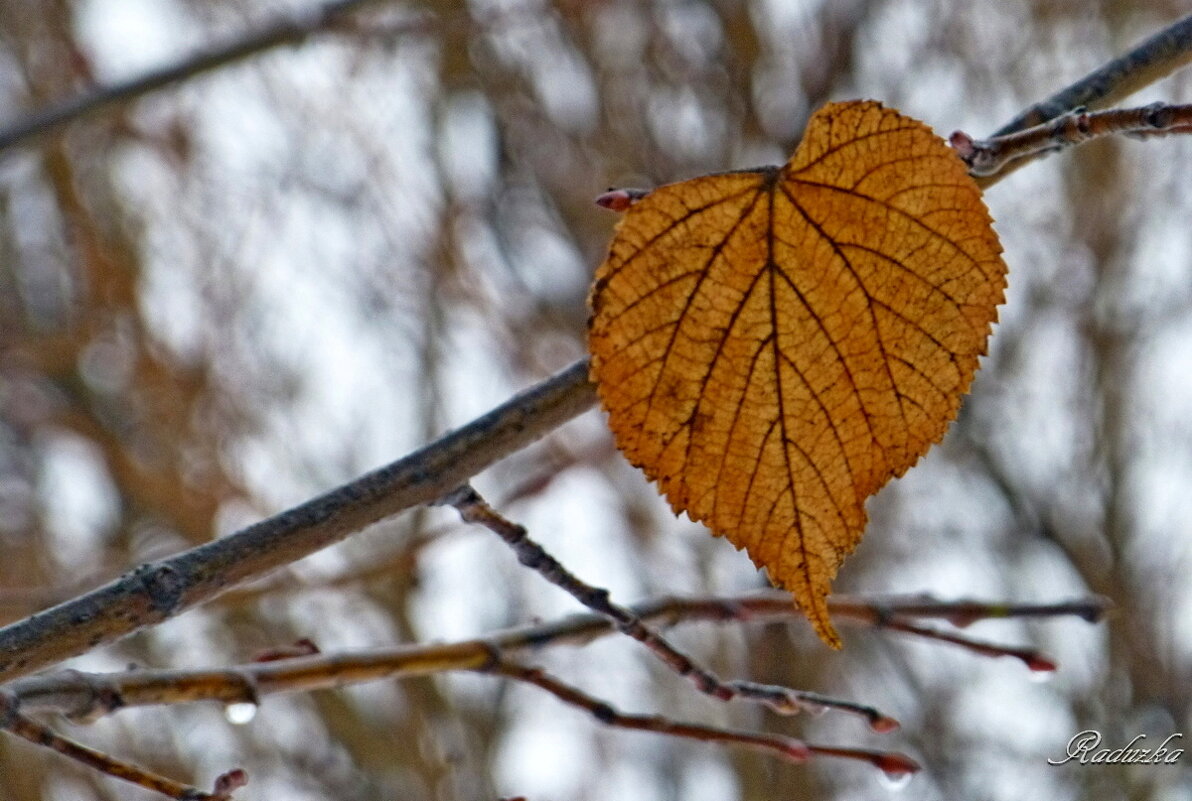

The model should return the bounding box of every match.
[1,1,1191,799]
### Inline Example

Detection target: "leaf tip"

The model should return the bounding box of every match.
[804,595,843,649]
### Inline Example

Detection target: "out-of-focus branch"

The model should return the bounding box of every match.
[955,102,1192,177]
[0,360,597,683]
[992,12,1192,137]
[0,0,415,153]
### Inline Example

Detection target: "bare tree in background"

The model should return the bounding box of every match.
[0,1,1190,799]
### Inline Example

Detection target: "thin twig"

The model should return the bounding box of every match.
[0,649,910,786]
[7,591,1102,723]
[489,592,1109,650]
[954,102,1192,176]
[214,455,588,608]
[0,692,238,800]
[0,639,888,750]
[872,619,1057,672]
[441,484,853,718]
[486,659,921,777]
[826,593,1111,626]
[0,359,597,683]
[7,641,497,720]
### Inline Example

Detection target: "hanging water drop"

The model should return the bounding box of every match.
[1027,668,1055,684]
[225,702,258,725]
[878,769,913,791]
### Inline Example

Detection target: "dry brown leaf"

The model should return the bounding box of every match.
[588,100,1007,647]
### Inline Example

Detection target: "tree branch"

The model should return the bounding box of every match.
[992,12,1192,137]
[0,9,1173,691]
[954,102,1192,177]
[0,360,597,683]
[486,658,921,777]
[5,591,1103,722]
[971,13,1192,185]
[442,485,881,719]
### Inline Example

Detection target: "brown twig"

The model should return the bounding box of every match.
[0,642,889,760]
[441,484,858,719]
[486,659,921,777]
[7,641,496,720]
[825,593,1111,626]
[6,590,1103,724]
[1,646,911,781]
[0,691,240,800]
[954,102,1192,176]
[870,618,1057,672]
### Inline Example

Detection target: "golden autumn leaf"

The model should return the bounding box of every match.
[588,100,1007,648]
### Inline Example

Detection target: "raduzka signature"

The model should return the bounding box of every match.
[1049,729,1184,765]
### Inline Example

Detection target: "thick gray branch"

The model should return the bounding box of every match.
[992,12,1192,136]
[0,359,596,682]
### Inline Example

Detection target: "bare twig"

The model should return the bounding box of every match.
[954,102,1192,176]
[214,453,590,608]
[826,593,1111,626]
[441,484,883,721]
[0,359,597,683]
[0,692,239,800]
[7,641,496,720]
[871,618,1057,672]
[486,659,921,777]
[1,645,910,781]
[6,591,1102,723]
